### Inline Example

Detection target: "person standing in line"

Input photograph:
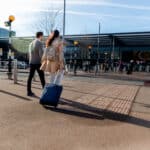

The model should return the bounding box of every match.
[27,32,45,96]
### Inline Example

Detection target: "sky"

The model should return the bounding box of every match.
[1,0,150,36]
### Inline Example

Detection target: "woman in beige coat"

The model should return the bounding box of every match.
[40,30,64,85]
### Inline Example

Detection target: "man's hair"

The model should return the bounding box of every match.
[36,32,43,38]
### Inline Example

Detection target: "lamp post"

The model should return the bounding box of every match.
[97,22,101,63]
[62,0,69,73]
[88,45,92,73]
[88,45,92,61]
[111,36,115,71]
[9,16,15,43]
[63,0,66,39]
[95,22,101,75]
[73,41,79,75]
[5,15,15,79]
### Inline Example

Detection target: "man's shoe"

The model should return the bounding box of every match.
[27,92,35,97]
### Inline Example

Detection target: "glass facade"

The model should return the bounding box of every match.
[65,46,150,62]
[0,28,9,38]
[65,46,120,62]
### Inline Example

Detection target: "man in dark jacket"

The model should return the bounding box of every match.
[27,32,45,96]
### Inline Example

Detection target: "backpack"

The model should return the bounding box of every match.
[42,46,57,61]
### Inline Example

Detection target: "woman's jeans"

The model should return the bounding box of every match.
[50,70,64,85]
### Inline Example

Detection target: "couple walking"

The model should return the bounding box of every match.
[27,30,64,96]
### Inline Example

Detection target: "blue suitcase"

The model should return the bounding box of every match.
[40,83,63,107]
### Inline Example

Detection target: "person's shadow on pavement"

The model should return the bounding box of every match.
[43,98,150,128]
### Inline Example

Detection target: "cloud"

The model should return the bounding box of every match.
[40,0,150,11]
[2,0,150,16]
[30,9,150,21]
[97,1,150,10]
[39,0,106,6]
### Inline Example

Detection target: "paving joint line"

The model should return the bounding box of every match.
[128,86,141,115]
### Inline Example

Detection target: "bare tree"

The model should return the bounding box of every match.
[32,8,62,36]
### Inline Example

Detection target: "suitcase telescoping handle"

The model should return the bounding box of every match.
[53,70,65,85]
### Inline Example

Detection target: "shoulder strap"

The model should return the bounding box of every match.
[29,41,34,53]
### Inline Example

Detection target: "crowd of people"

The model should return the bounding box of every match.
[102,60,150,74]
[65,59,150,75]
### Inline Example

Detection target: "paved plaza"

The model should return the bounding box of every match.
[0,75,150,150]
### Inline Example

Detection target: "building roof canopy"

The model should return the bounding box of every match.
[65,31,150,47]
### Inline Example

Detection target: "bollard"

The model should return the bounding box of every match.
[14,59,18,84]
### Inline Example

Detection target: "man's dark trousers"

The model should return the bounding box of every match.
[27,64,45,94]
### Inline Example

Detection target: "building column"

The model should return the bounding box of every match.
[111,36,115,71]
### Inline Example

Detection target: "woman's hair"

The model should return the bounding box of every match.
[46,30,60,47]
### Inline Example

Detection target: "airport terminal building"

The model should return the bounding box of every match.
[1,30,150,64]
[64,32,150,64]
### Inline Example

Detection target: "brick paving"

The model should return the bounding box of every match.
[61,80,139,116]
[0,77,140,116]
